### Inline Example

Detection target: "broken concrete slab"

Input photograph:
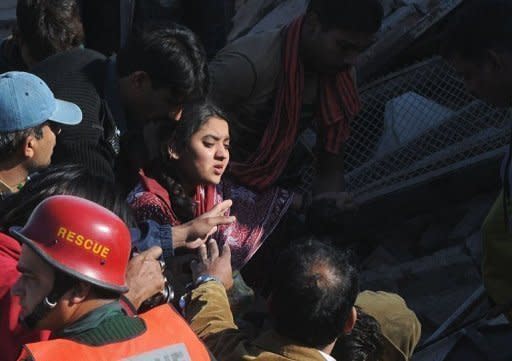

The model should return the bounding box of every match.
[361,245,398,270]
[361,244,482,341]
[449,193,496,240]
[465,231,483,267]
[419,222,453,253]
[361,246,474,286]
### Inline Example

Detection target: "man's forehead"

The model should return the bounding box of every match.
[334,29,375,47]
[18,245,50,273]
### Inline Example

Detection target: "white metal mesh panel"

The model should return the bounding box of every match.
[343,57,511,198]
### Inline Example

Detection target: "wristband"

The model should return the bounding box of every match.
[194,274,221,288]
[179,275,221,316]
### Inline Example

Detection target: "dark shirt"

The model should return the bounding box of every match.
[31,48,118,181]
[0,38,26,74]
[54,302,146,346]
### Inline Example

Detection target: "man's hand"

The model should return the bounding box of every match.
[172,200,236,250]
[124,247,166,309]
[191,239,233,290]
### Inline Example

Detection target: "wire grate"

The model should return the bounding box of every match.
[342,57,511,198]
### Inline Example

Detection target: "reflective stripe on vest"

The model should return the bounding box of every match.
[18,304,211,361]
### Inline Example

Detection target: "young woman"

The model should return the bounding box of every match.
[128,102,294,270]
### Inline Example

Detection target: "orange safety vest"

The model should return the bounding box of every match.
[17,304,212,361]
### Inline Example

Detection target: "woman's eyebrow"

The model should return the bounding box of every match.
[202,134,230,141]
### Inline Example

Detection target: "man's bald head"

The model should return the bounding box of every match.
[270,239,359,348]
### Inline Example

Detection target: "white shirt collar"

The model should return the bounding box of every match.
[318,350,336,361]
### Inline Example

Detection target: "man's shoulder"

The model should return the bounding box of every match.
[209,30,283,107]
[31,48,107,90]
[33,48,106,71]
[225,30,283,59]
[212,30,283,77]
[0,37,24,73]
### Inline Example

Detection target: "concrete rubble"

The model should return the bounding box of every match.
[356,188,512,357]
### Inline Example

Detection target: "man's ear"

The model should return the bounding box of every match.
[66,282,92,305]
[343,306,357,335]
[23,135,36,159]
[174,108,184,121]
[167,142,180,161]
[128,71,152,90]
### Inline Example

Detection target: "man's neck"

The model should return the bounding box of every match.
[319,341,336,356]
[66,299,116,326]
[0,163,29,191]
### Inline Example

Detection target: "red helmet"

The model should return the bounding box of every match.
[10,195,131,293]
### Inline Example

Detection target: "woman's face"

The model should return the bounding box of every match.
[174,116,230,186]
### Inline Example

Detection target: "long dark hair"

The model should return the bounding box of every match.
[0,164,134,230]
[146,101,229,222]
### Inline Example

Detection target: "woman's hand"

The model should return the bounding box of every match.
[172,200,236,250]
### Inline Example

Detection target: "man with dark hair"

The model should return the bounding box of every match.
[269,239,359,349]
[441,0,512,320]
[209,0,383,195]
[185,239,421,361]
[0,0,84,73]
[115,24,209,132]
[0,71,82,200]
[30,23,208,181]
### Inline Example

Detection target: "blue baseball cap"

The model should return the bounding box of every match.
[0,71,82,132]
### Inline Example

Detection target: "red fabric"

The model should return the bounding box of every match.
[138,169,217,225]
[231,16,361,191]
[0,232,50,361]
[129,173,293,270]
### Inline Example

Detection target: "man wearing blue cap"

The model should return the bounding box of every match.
[0,71,82,199]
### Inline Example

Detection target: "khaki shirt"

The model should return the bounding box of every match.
[187,282,421,361]
[354,291,421,361]
[482,191,512,320]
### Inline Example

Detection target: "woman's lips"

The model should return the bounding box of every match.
[213,165,225,175]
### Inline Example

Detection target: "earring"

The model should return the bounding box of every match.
[43,296,58,308]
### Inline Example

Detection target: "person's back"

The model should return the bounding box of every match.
[32,23,209,185]
[18,304,210,361]
[31,48,117,180]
